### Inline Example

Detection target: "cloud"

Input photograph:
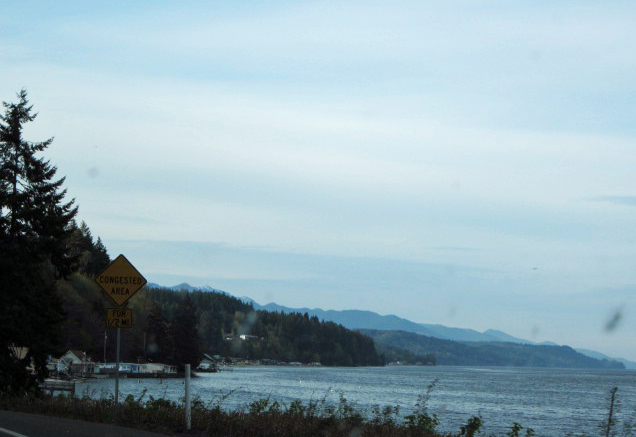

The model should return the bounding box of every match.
[590,196,636,207]
[431,246,482,252]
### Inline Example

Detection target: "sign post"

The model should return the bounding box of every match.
[95,255,146,404]
[115,327,121,402]
[185,364,191,430]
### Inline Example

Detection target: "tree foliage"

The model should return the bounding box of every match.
[67,221,110,277]
[168,294,201,371]
[0,90,78,394]
[0,90,78,276]
[55,283,383,367]
[145,303,171,362]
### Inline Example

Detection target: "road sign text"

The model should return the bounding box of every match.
[95,255,147,306]
[107,308,133,329]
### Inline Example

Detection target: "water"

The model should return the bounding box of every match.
[77,366,636,436]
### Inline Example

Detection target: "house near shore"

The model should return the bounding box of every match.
[95,362,177,375]
[224,333,261,341]
[46,357,60,373]
[95,363,138,374]
[49,350,177,377]
[197,353,218,372]
[58,350,94,376]
[143,363,177,374]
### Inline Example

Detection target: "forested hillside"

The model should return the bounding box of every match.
[361,329,624,369]
[56,277,383,368]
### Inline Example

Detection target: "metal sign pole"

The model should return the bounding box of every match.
[115,327,120,403]
[185,364,191,430]
[95,255,145,407]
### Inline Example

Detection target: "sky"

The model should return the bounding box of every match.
[2,1,636,361]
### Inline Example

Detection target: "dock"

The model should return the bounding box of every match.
[40,379,75,396]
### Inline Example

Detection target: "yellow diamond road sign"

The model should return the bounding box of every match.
[96,254,147,307]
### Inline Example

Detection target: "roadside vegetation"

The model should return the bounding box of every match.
[1,385,633,437]
[0,389,509,437]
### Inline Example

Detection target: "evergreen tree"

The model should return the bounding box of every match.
[92,237,110,273]
[168,294,201,371]
[0,90,77,394]
[67,220,110,277]
[0,89,78,274]
[145,304,171,362]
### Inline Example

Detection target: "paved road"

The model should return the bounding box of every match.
[0,411,174,437]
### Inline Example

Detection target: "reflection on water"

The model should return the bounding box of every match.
[77,366,636,436]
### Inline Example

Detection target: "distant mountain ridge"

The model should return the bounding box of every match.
[575,348,636,371]
[245,300,634,368]
[361,329,624,369]
[150,283,635,369]
[250,301,547,344]
[147,282,225,293]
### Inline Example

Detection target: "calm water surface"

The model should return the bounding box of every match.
[78,366,636,436]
